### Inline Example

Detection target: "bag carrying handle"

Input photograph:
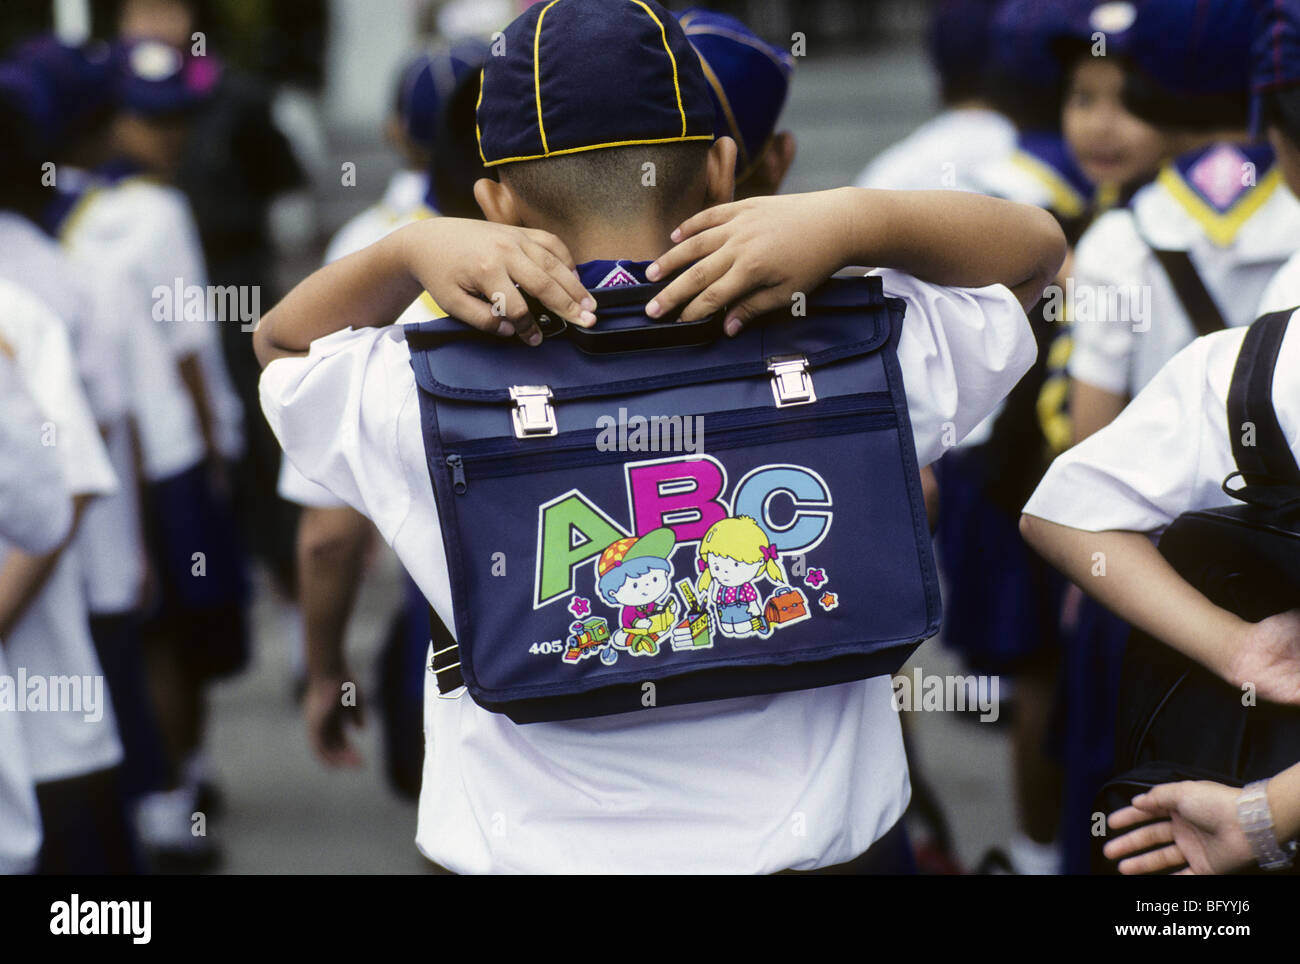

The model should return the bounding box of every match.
[1224,310,1300,507]
[525,282,727,354]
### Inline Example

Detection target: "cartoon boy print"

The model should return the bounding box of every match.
[696,516,787,638]
[595,527,679,657]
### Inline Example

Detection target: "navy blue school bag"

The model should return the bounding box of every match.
[404,274,941,723]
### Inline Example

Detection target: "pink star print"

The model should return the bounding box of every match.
[568,597,591,618]
[805,569,827,589]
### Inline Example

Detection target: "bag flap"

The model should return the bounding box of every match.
[404,276,899,402]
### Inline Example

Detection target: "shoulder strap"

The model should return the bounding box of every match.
[428,604,464,695]
[1151,249,1229,337]
[1224,310,1300,508]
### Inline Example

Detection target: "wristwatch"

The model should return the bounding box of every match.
[1237,780,1299,872]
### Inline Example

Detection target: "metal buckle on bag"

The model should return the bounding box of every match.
[510,385,557,438]
[767,355,816,407]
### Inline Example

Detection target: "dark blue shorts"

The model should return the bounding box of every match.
[35,767,140,874]
[934,447,1065,674]
[142,464,251,680]
[89,613,169,801]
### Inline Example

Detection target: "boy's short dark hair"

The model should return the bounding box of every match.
[0,90,53,219]
[1264,88,1300,150]
[499,141,711,227]
[1122,68,1251,133]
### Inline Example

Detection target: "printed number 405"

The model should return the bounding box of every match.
[529,641,564,655]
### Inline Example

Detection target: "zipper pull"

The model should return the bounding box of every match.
[446,454,467,494]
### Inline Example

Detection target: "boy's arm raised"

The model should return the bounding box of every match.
[645,187,1066,333]
[254,219,596,367]
[1019,516,1300,707]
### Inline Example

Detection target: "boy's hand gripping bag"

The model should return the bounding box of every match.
[405,276,941,722]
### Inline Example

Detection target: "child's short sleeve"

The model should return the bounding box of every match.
[1023,327,1270,534]
[259,325,419,542]
[0,287,117,502]
[871,269,1037,468]
[1067,210,1146,396]
[0,352,73,554]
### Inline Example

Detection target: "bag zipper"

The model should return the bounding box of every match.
[444,393,895,494]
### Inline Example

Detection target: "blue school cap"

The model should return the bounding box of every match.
[5,37,115,150]
[396,38,488,151]
[1125,0,1255,97]
[1253,0,1300,94]
[0,64,60,153]
[475,0,714,168]
[1055,1,1141,58]
[991,0,1092,88]
[115,39,221,117]
[677,8,793,178]
[928,0,1000,92]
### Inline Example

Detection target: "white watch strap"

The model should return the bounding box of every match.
[1237,780,1296,872]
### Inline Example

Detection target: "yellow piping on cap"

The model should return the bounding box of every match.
[628,0,687,137]
[533,0,562,155]
[482,134,714,168]
[474,67,487,165]
[692,46,747,167]
[479,0,706,168]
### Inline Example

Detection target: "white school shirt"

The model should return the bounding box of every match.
[855,108,1016,193]
[278,173,435,507]
[1069,148,1300,400]
[57,175,206,481]
[0,353,64,873]
[0,213,130,429]
[948,146,1087,449]
[61,172,245,462]
[1024,319,1299,534]
[322,169,430,267]
[260,270,1034,874]
[0,281,123,783]
[0,352,73,555]
[0,213,146,614]
[1258,248,1300,316]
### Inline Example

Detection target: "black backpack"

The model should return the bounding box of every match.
[1094,309,1300,874]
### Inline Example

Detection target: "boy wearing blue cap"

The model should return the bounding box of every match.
[256,0,1064,874]
[1069,0,1300,443]
[970,0,1098,233]
[857,0,1015,193]
[0,73,132,869]
[0,330,78,873]
[32,36,249,869]
[0,275,132,873]
[678,8,797,200]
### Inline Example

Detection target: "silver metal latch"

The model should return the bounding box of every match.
[767,355,816,407]
[510,385,557,438]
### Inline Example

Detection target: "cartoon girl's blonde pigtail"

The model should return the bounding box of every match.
[696,549,713,593]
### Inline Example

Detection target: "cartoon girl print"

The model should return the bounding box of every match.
[695,516,786,638]
[595,527,679,657]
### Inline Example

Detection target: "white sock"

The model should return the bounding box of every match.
[1008,833,1060,876]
